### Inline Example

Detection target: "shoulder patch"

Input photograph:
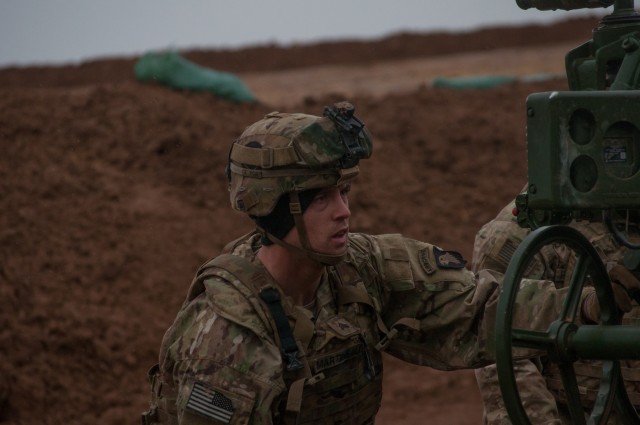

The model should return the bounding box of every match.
[419,248,436,275]
[186,381,235,423]
[433,246,466,269]
[496,238,520,268]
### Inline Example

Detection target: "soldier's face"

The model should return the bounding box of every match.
[285,184,351,255]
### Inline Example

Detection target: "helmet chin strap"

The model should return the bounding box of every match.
[257,191,347,266]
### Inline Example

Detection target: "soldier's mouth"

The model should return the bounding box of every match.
[332,228,349,244]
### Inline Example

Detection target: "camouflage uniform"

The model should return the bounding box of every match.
[143,230,568,425]
[472,199,640,425]
[142,104,575,425]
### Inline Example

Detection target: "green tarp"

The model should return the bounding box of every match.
[134,51,257,103]
[432,73,558,89]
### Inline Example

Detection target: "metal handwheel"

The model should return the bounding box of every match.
[495,225,640,425]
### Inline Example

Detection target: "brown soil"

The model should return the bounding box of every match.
[0,16,599,425]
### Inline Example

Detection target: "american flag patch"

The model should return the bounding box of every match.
[186,382,235,423]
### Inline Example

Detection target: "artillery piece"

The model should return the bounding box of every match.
[495,1,640,423]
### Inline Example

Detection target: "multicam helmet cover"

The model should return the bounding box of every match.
[227,101,373,217]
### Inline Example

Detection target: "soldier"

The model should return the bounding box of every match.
[473,196,640,424]
[142,102,629,425]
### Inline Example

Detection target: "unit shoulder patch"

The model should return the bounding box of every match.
[433,246,466,269]
[418,248,436,275]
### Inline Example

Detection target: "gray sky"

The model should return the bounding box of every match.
[0,0,605,68]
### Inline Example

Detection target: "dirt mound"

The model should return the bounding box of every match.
[0,16,594,425]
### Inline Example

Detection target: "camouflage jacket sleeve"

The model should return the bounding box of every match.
[347,233,562,371]
[471,199,576,284]
[472,200,529,274]
[158,270,286,425]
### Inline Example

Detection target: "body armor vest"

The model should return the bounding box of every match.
[145,252,385,425]
[211,254,384,425]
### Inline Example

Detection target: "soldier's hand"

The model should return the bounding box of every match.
[581,287,599,323]
[581,265,639,323]
[608,264,640,305]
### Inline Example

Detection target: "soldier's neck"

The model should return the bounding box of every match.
[257,244,324,306]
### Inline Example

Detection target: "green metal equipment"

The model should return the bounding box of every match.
[496,1,640,423]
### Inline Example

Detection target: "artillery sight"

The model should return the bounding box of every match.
[514,0,640,240]
[521,90,640,233]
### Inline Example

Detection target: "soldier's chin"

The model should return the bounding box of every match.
[330,232,349,250]
[309,242,348,260]
[334,240,351,258]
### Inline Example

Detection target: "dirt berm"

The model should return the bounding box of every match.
[0,16,600,425]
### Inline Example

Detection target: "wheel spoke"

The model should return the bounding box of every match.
[558,362,588,425]
[559,252,589,321]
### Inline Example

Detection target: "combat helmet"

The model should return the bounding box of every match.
[226,101,373,264]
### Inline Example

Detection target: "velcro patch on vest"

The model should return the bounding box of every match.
[327,317,360,337]
[186,382,235,423]
[418,248,436,275]
[433,247,466,269]
[314,344,364,373]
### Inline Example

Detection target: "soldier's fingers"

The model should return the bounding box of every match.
[612,282,633,313]
[609,265,640,290]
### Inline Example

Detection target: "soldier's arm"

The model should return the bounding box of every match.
[159,278,286,424]
[349,233,563,370]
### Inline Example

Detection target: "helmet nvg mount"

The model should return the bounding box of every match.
[226,101,373,264]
